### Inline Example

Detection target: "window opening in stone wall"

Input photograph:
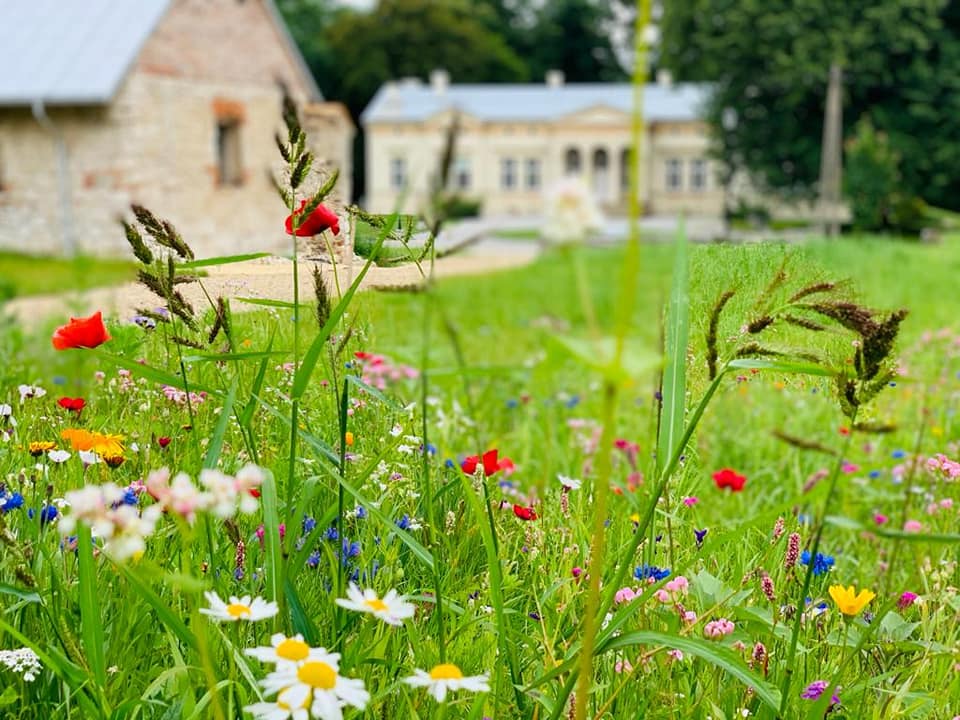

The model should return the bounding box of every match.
[525,158,541,189]
[690,158,707,191]
[390,157,407,190]
[501,157,517,189]
[452,157,471,190]
[564,147,581,175]
[665,158,682,191]
[216,120,243,187]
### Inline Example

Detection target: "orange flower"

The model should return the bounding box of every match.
[52,312,110,350]
[61,428,124,457]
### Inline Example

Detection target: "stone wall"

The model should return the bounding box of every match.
[0,0,351,258]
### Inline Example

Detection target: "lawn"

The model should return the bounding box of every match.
[0,252,137,299]
[1,233,959,719]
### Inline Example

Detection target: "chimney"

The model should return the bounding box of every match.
[546,69,565,88]
[430,69,450,94]
[656,69,673,88]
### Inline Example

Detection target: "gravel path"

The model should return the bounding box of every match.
[6,242,539,328]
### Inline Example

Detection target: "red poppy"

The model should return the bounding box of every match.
[285,200,340,237]
[461,449,502,477]
[52,311,111,350]
[249,488,261,498]
[57,397,86,413]
[513,504,538,521]
[157,436,171,449]
[712,468,747,492]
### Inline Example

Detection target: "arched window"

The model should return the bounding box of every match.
[564,148,581,175]
[620,147,631,193]
[592,148,609,202]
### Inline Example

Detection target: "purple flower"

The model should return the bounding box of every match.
[801,680,840,705]
[898,591,918,609]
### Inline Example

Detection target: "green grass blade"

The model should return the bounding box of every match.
[235,297,310,309]
[182,351,287,363]
[239,333,275,428]
[77,523,108,690]
[114,564,197,651]
[0,583,41,603]
[87,349,219,395]
[179,252,272,269]
[292,213,397,400]
[657,225,689,475]
[602,631,781,712]
[345,374,402,410]
[203,379,236,469]
[727,357,836,376]
[260,470,283,607]
[285,577,320,646]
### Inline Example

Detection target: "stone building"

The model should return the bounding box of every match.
[361,70,724,218]
[0,0,353,258]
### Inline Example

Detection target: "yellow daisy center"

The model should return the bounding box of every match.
[297,661,337,689]
[276,637,310,661]
[226,603,252,618]
[430,663,464,680]
[365,598,389,613]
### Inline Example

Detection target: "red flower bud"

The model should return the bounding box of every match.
[285,200,340,237]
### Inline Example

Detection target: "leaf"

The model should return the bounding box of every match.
[202,380,236,469]
[0,583,41,603]
[239,333,275,428]
[292,213,397,400]
[345,374,402,410]
[602,631,782,712]
[178,253,272,269]
[657,226,689,475]
[728,357,836,376]
[234,297,310,310]
[549,335,660,384]
[260,469,284,606]
[0,686,18,707]
[77,524,108,689]
[285,578,320,646]
[114,564,196,651]
[181,351,287,363]
[87,349,219,395]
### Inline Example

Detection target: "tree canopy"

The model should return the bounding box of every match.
[660,0,960,210]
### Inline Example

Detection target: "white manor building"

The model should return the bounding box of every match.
[361,70,726,218]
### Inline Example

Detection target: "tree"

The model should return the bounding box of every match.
[529,0,627,82]
[659,0,960,210]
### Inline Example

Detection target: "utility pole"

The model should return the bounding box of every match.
[818,62,844,237]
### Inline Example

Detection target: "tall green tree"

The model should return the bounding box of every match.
[660,0,960,209]
[529,0,627,82]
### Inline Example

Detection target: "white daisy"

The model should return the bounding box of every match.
[334,584,415,626]
[244,686,311,720]
[404,663,490,702]
[259,649,369,720]
[199,591,278,622]
[246,633,325,665]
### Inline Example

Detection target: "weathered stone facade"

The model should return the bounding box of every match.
[0,0,352,258]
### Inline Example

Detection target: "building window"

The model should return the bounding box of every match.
[592,148,609,201]
[690,159,708,191]
[564,148,581,175]
[665,158,682,191]
[525,158,541,189]
[501,157,517,190]
[621,148,632,193]
[452,157,471,191]
[216,120,243,186]
[390,157,407,190]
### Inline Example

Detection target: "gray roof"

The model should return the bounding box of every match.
[0,0,321,106]
[362,81,711,124]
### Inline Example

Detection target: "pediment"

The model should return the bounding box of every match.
[560,104,630,126]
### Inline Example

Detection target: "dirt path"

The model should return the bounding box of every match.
[5,244,538,328]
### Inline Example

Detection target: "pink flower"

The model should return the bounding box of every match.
[903,520,923,533]
[665,576,688,594]
[666,649,684,662]
[683,610,697,624]
[898,591,918,609]
[614,659,634,674]
[704,618,735,639]
[615,587,638,604]
[874,513,888,525]
[683,496,699,507]
[841,462,860,474]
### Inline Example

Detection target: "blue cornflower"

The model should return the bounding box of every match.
[121,488,138,506]
[27,505,59,525]
[891,449,906,459]
[424,443,437,456]
[395,514,412,530]
[800,550,835,576]
[341,538,361,559]
[565,395,580,409]
[694,528,708,548]
[0,492,25,513]
[306,550,321,569]
[634,564,671,582]
[355,505,367,520]
[324,526,339,542]
[444,458,456,470]
[869,470,881,479]
[302,515,317,534]
[233,568,244,581]
[506,399,519,409]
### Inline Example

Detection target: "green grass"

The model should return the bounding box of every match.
[0,252,137,299]
[1,234,960,719]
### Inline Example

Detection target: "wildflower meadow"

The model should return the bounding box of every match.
[3,63,960,720]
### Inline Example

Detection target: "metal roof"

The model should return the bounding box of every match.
[361,81,711,124]
[0,0,321,106]
[0,0,171,106]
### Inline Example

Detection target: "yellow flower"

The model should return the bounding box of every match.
[345,431,354,446]
[828,584,876,616]
[28,441,56,457]
[61,429,124,457]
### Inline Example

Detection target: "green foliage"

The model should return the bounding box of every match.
[844,117,901,231]
[435,193,482,220]
[660,0,960,209]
